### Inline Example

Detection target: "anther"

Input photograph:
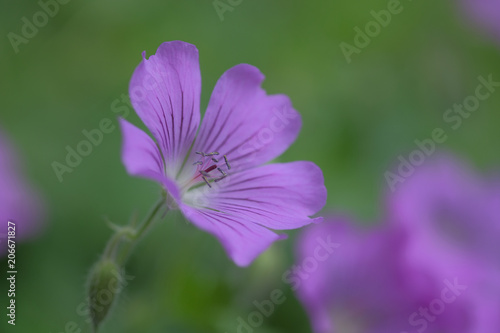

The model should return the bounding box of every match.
[204,165,217,173]
[192,161,203,165]
[206,152,219,156]
[195,151,206,156]
[211,158,219,163]
[224,155,231,170]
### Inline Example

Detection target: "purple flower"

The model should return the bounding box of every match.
[0,129,45,255]
[295,217,474,333]
[387,154,500,273]
[386,155,500,331]
[460,0,500,43]
[296,218,486,333]
[119,41,326,266]
[295,155,500,332]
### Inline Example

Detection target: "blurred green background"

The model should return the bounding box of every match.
[1,0,499,332]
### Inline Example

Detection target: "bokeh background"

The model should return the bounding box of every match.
[1,0,499,332]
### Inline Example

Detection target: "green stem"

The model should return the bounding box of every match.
[115,198,167,265]
[133,198,166,241]
[103,231,123,259]
[88,197,168,332]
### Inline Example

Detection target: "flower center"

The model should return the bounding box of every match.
[190,151,231,188]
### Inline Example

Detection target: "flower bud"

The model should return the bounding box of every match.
[86,259,125,331]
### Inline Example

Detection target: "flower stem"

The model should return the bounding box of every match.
[87,197,167,332]
[134,197,166,240]
[115,198,167,265]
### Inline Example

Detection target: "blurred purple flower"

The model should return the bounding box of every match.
[295,155,500,332]
[0,129,45,255]
[387,155,500,273]
[460,0,500,43]
[387,155,500,331]
[295,217,471,333]
[119,41,326,266]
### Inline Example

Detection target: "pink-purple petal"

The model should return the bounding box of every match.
[386,154,500,270]
[179,161,326,266]
[129,41,201,177]
[209,161,325,228]
[295,217,474,333]
[120,118,164,179]
[189,64,301,174]
[179,204,283,266]
[119,118,182,201]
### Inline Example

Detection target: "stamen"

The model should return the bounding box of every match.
[214,176,226,183]
[224,155,231,170]
[201,176,212,188]
[191,152,231,188]
[217,167,227,177]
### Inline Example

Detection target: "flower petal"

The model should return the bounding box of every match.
[209,161,326,228]
[129,41,201,177]
[386,154,500,268]
[191,64,301,173]
[179,161,326,266]
[119,118,181,201]
[178,205,283,266]
[295,218,472,333]
[120,118,164,179]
